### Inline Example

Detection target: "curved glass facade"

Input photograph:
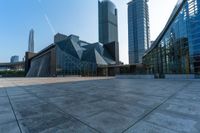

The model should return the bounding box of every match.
[143,0,200,76]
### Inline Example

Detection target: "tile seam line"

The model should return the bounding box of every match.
[5,82,23,133]
[121,81,192,133]
[14,83,102,133]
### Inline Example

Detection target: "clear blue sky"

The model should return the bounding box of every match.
[0,0,177,64]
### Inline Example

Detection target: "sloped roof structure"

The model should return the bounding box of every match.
[55,34,116,65]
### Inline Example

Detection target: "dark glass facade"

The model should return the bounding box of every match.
[98,0,118,44]
[143,0,200,76]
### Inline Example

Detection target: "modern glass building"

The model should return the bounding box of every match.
[128,0,150,64]
[26,33,118,77]
[143,0,200,77]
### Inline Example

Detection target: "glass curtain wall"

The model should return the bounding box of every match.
[188,0,200,75]
[143,0,200,76]
[56,44,97,76]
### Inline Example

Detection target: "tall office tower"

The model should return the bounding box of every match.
[98,0,119,64]
[28,29,34,52]
[98,0,118,44]
[128,0,150,64]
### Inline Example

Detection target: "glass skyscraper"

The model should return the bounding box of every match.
[28,29,34,53]
[98,0,119,64]
[98,0,118,44]
[128,0,150,64]
[143,0,200,77]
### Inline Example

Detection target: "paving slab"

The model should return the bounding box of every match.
[160,99,200,118]
[0,97,10,106]
[13,102,60,120]
[19,112,97,133]
[0,97,16,125]
[124,121,178,133]
[0,89,6,97]
[84,111,133,133]
[0,108,16,125]
[145,111,200,133]
[0,121,21,133]
[63,102,104,119]
[6,87,28,96]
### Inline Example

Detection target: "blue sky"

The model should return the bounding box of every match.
[0,0,177,64]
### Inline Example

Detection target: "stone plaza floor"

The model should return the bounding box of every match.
[0,77,200,133]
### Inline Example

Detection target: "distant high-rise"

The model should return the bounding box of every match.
[128,0,150,64]
[10,55,19,63]
[28,29,34,52]
[98,0,118,44]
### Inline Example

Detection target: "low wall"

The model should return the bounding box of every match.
[116,75,154,79]
[165,74,195,79]
[116,74,198,79]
